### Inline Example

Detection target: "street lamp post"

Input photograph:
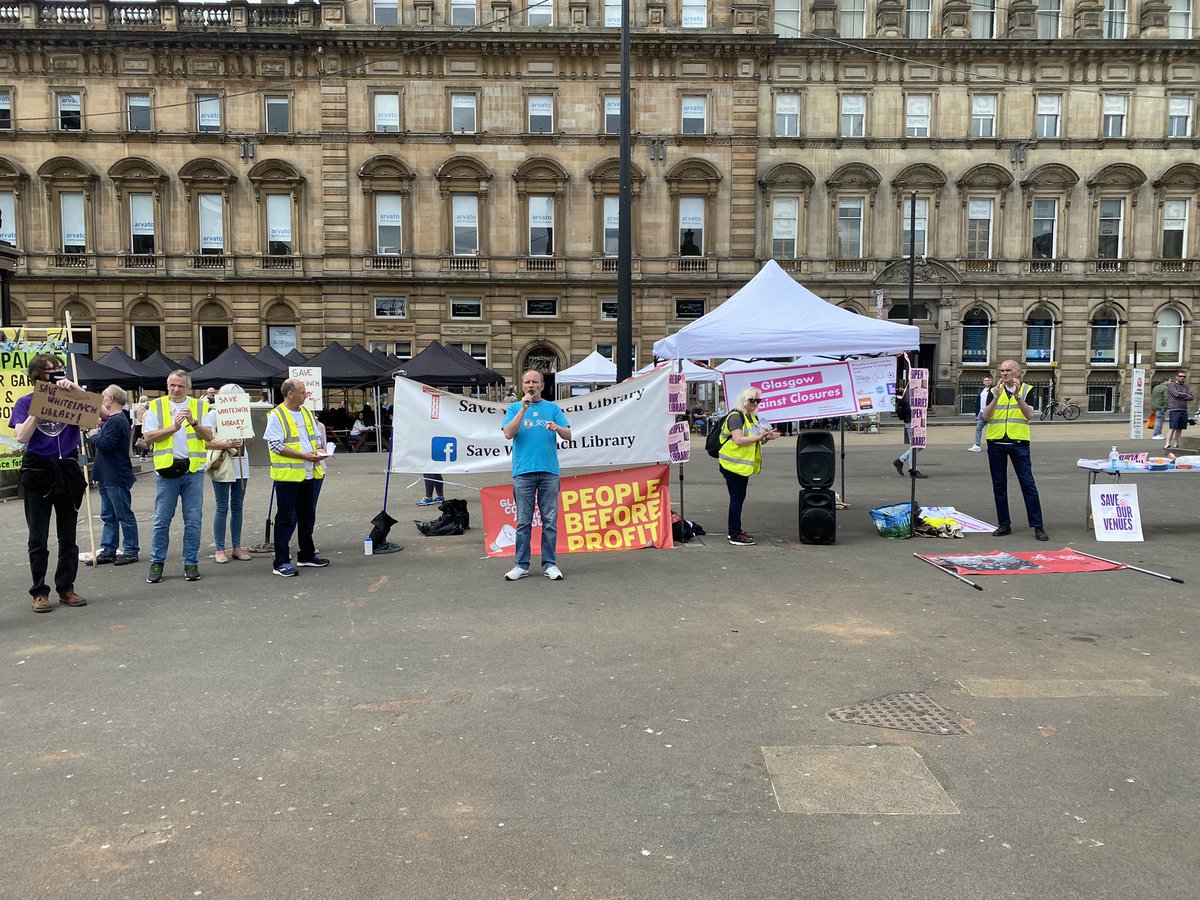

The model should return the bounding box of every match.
[615,0,633,382]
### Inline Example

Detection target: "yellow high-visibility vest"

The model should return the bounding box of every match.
[151,396,206,473]
[268,404,325,482]
[986,384,1033,442]
[718,411,762,477]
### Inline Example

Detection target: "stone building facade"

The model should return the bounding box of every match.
[0,0,1197,412]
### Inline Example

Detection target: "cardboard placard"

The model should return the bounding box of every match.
[667,420,691,464]
[908,368,929,449]
[667,373,687,414]
[28,380,102,430]
[1091,484,1143,541]
[289,365,323,411]
[213,387,255,439]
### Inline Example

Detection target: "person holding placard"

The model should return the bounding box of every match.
[982,360,1048,542]
[265,378,329,577]
[203,383,252,564]
[9,353,89,612]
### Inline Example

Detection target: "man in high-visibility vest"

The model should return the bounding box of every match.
[141,369,214,584]
[982,359,1048,542]
[264,378,330,577]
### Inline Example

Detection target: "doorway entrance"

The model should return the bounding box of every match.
[521,344,560,396]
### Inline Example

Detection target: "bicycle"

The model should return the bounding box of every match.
[1040,396,1081,421]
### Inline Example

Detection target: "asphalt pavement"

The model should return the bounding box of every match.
[0,422,1196,899]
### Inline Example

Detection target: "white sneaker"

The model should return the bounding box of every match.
[504,566,529,581]
[544,565,564,581]
[968,444,982,452]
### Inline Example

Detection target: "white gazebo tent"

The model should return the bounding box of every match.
[636,360,722,382]
[555,350,618,393]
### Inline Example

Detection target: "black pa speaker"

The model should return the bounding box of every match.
[798,489,837,545]
[796,430,836,489]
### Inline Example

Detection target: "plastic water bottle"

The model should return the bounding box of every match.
[1109,446,1120,470]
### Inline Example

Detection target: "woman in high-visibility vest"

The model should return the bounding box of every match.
[717,387,780,546]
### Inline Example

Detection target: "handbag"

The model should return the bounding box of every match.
[207,448,236,483]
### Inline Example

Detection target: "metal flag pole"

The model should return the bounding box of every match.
[63,310,98,565]
[1073,550,1184,584]
[839,415,846,504]
[914,553,983,591]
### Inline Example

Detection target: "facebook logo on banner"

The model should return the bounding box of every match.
[431,437,457,462]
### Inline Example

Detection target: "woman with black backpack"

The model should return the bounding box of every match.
[714,387,780,546]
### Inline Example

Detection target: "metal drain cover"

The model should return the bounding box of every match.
[828,691,970,735]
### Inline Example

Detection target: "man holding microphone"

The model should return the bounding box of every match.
[982,360,1048,541]
[501,370,572,581]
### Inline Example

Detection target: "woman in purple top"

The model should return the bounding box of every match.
[8,353,89,613]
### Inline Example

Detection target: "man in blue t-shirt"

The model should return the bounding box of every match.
[501,370,572,581]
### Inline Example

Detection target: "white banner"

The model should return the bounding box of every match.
[721,357,899,423]
[289,365,323,411]
[1091,484,1143,541]
[390,367,672,474]
[1129,367,1145,440]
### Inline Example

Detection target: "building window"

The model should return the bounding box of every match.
[451,299,482,319]
[840,94,866,137]
[451,93,477,133]
[837,197,863,258]
[525,298,558,317]
[268,325,297,354]
[676,300,705,320]
[131,324,162,361]
[681,95,707,135]
[528,195,554,256]
[1103,0,1127,38]
[1087,374,1119,412]
[1168,0,1192,38]
[374,296,407,318]
[1168,96,1192,138]
[60,191,86,254]
[376,192,402,254]
[1163,199,1188,259]
[1155,308,1184,363]
[682,0,707,28]
[967,199,993,259]
[889,302,931,321]
[129,191,156,255]
[604,94,621,134]
[840,0,866,37]
[527,94,554,134]
[452,195,478,256]
[373,0,398,24]
[971,94,997,138]
[126,93,151,132]
[905,0,931,38]
[602,196,619,256]
[1102,94,1127,138]
[195,93,221,133]
[0,90,10,130]
[600,300,618,320]
[902,196,928,257]
[1089,306,1121,365]
[905,94,931,138]
[451,342,488,365]
[374,93,400,132]
[1032,198,1058,258]
[528,0,552,25]
[199,192,224,256]
[774,0,800,35]
[265,96,290,134]
[772,196,799,259]
[604,0,620,26]
[0,190,15,245]
[451,0,477,25]
[199,324,230,365]
[58,92,82,131]
[962,307,991,364]
[266,194,293,257]
[679,197,704,255]
[1036,0,1061,37]
[1035,94,1061,138]
[1024,305,1056,364]
[775,93,800,137]
[971,0,996,37]
[392,341,412,362]
[1097,198,1123,259]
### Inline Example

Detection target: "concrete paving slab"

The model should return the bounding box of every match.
[957,678,1169,698]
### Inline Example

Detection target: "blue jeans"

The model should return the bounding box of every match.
[513,471,559,571]
[721,467,749,538]
[98,483,139,557]
[974,414,986,445]
[986,441,1043,528]
[151,469,204,566]
[211,478,247,551]
[1152,410,1165,438]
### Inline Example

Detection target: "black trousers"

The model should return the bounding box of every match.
[24,487,79,598]
[273,479,317,567]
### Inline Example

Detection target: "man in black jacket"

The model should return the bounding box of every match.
[88,385,139,566]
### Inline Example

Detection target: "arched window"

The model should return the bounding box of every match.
[435,156,492,272]
[128,298,163,361]
[1089,305,1122,365]
[513,157,569,273]
[666,158,722,273]
[197,300,231,364]
[1155,308,1185,364]
[358,155,415,272]
[962,306,991,364]
[1024,304,1057,365]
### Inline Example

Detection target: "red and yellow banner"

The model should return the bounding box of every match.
[481,464,673,557]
